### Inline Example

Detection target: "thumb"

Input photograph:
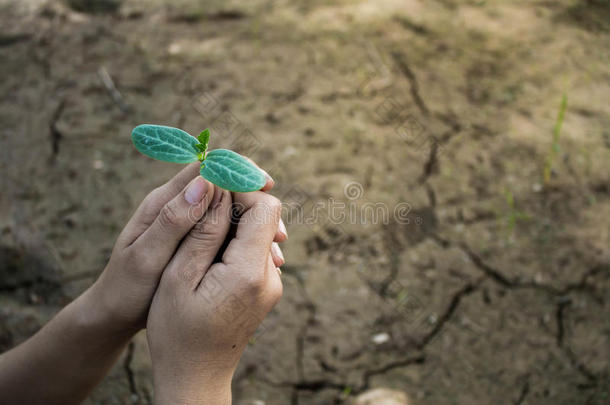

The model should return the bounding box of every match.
[130,176,214,267]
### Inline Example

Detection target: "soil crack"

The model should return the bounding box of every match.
[48,100,66,163]
[514,376,530,405]
[418,278,483,349]
[123,341,146,404]
[391,51,430,117]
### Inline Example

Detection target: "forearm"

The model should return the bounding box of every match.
[0,286,133,405]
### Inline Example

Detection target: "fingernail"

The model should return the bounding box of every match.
[185,177,208,205]
[278,219,288,239]
[271,242,285,265]
[211,187,224,208]
[262,169,274,184]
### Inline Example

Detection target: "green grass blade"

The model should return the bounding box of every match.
[543,94,567,184]
[553,94,568,143]
[200,149,266,192]
[132,124,200,163]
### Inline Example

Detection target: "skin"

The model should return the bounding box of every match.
[148,189,283,404]
[0,160,285,405]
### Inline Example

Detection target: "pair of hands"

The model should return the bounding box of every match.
[89,161,285,403]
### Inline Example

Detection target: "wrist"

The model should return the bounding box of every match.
[77,281,139,341]
[153,372,232,405]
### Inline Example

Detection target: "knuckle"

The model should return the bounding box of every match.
[140,253,159,272]
[122,246,138,267]
[264,195,282,213]
[158,201,180,229]
[163,265,185,288]
[145,187,166,207]
[125,247,155,278]
[148,186,164,200]
[242,272,266,295]
[139,189,162,217]
[256,195,281,223]
[185,246,211,261]
[188,228,215,244]
[189,220,215,241]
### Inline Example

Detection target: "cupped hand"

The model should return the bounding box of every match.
[88,161,285,335]
[146,189,284,405]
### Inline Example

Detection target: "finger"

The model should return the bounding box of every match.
[242,156,286,239]
[275,218,288,243]
[264,252,283,309]
[119,162,201,245]
[270,242,285,267]
[243,156,274,191]
[129,176,214,266]
[221,191,281,270]
[171,187,233,289]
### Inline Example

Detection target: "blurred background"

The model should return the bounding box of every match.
[1,0,609,404]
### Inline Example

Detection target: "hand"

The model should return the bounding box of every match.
[0,158,285,405]
[147,190,284,405]
[88,161,285,335]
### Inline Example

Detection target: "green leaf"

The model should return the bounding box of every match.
[132,124,200,163]
[197,129,210,152]
[200,149,266,192]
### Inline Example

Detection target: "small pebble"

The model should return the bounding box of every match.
[168,43,182,55]
[352,388,411,405]
[372,332,390,345]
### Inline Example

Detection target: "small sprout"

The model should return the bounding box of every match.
[197,129,210,153]
[340,386,352,399]
[543,93,567,185]
[131,124,266,192]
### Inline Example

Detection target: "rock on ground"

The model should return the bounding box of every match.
[352,388,411,405]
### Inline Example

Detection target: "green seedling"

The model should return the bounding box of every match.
[131,124,266,192]
[543,94,567,185]
[340,386,352,399]
[503,188,530,235]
